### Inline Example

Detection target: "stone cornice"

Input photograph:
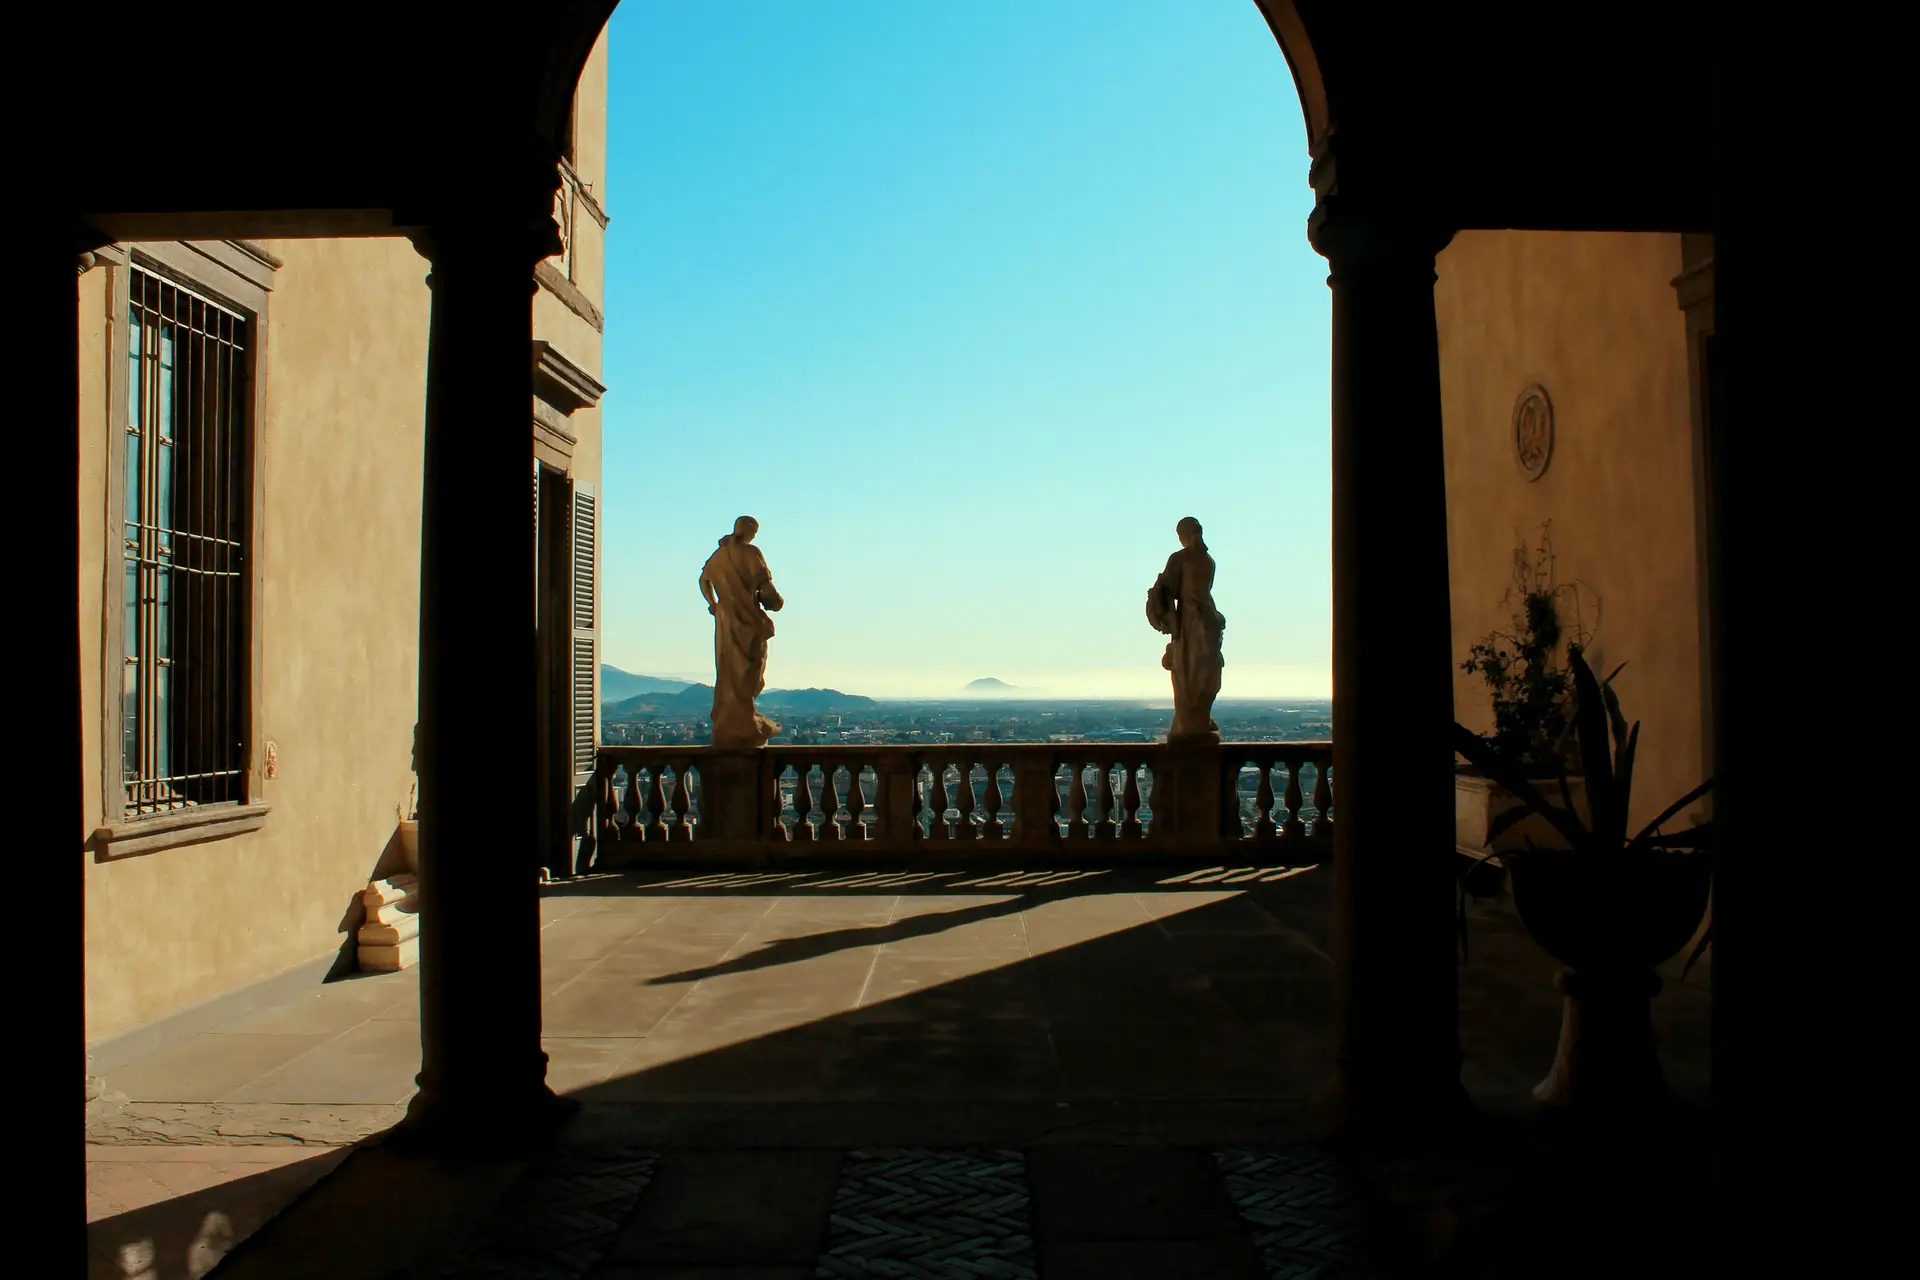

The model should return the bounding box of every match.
[531,339,606,414]
[230,239,284,270]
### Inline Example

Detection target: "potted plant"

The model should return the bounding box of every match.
[1453,644,1714,1112]
[1455,525,1597,890]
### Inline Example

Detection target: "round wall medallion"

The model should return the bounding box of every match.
[1512,384,1555,481]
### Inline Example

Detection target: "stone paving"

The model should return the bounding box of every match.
[85,863,1715,1278]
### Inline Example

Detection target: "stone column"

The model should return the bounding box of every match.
[1307,206,1470,1134]
[396,202,575,1151]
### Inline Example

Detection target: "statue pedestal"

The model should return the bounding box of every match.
[1154,742,1228,853]
[699,750,764,845]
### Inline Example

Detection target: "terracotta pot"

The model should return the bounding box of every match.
[1505,849,1712,1109]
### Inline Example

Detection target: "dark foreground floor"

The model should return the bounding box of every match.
[90,863,1715,1278]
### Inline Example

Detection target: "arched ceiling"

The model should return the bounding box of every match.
[66,0,1715,243]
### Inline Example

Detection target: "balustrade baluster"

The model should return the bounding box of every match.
[928,763,950,839]
[1122,762,1143,839]
[1067,763,1088,838]
[1312,760,1335,841]
[912,763,929,839]
[621,765,646,841]
[799,765,821,841]
[846,764,868,840]
[1050,764,1065,839]
[982,762,1003,839]
[1138,763,1156,836]
[1096,764,1118,839]
[950,763,972,839]
[772,764,791,841]
[933,759,956,840]
[676,766,697,840]
[1254,759,1278,840]
[651,767,673,842]
[1282,759,1307,841]
[825,767,848,844]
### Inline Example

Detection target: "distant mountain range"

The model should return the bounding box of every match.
[601,666,692,702]
[604,677,876,721]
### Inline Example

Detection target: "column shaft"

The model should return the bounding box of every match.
[1311,208,1467,1128]
[404,212,567,1144]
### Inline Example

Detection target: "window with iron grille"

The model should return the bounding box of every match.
[121,267,252,817]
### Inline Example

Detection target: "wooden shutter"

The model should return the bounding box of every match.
[533,459,543,618]
[570,483,597,777]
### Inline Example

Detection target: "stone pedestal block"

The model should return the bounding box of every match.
[1152,745,1227,853]
[357,875,420,972]
[358,937,422,972]
[698,750,764,844]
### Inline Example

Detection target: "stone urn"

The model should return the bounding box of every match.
[1505,848,1714,1110]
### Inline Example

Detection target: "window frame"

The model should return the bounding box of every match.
[94,241,276,859]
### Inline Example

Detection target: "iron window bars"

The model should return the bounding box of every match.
[122,267,251,817]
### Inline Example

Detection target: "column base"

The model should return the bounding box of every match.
[386,1084,580,1157]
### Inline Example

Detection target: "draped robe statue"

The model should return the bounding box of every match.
[699,516,785,748]
[1146,517,1226,743]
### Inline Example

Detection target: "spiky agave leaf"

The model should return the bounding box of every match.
[1601,680,1631,780]
[1632,779,1717,848]
[1606,720,1640,853]
[1566,648,1620,847]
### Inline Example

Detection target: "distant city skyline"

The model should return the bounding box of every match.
[599,1,1330,699]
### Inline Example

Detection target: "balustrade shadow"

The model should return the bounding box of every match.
[549,871,1346,1125]
[536,865,1710,1130]
[639,896,1041,986]
[86,1148,353,1280]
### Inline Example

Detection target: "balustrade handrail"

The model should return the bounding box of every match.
[591,741,1333,863]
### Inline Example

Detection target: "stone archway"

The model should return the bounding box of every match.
[54,9,1768,1249]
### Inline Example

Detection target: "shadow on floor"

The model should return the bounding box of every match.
[87,1147,351,1280]
[641,894,1038,986]
[173,865,1719,1277]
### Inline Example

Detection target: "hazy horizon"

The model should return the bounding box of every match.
[604,664,1328,706]
[599,1,1331,700]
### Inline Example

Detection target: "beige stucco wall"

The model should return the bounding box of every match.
[1438,230,1705,831]
[84,238,431,1044]
[84,34,613,1044]
[547,18,608,743]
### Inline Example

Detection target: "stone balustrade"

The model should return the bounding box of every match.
[591,742,1332,864]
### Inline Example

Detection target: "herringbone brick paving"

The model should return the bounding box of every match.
[1215,1147,1400,1277]
[431,1146,659,1279]
[817,1148,1038,1279]
[422,1142,1410,1279]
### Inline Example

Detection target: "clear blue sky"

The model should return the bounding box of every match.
[599,0,1330,699]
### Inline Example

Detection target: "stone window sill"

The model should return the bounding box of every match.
[91,802,271,860]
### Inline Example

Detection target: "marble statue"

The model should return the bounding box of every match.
[1147,516,1226,743]
[700,516,786,748]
